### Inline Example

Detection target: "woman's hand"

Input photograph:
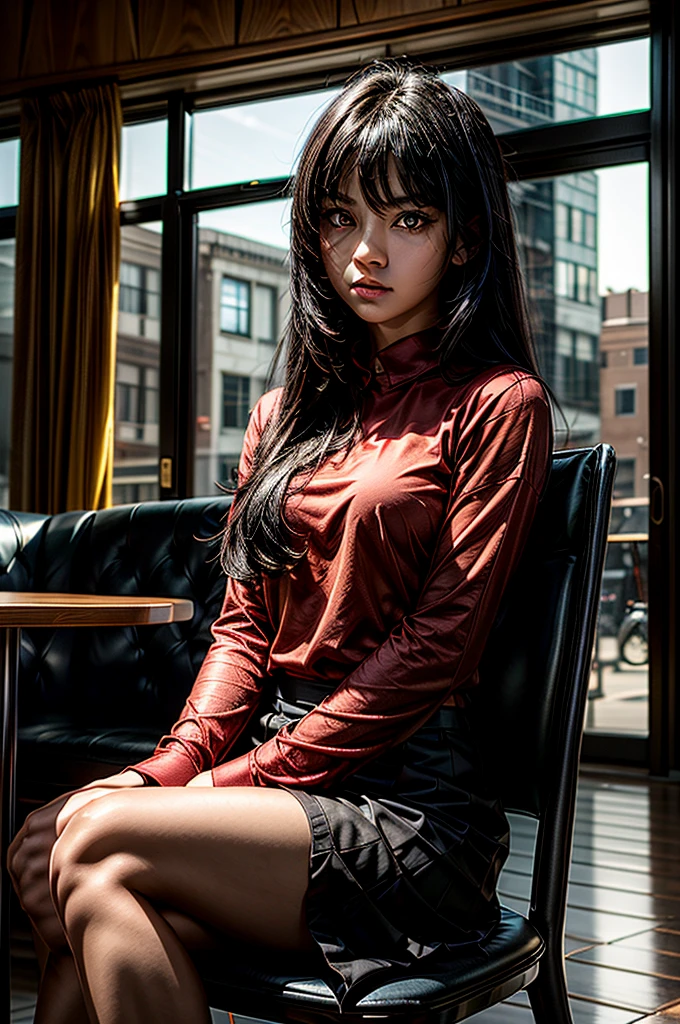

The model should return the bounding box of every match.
[185,770,214,787]
[54,769,147,837]
[7,770,146,952]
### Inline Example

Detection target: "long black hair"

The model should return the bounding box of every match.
[220,57,564,582]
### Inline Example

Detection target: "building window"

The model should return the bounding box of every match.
[556,203,569,239]
[117,362,140,423]
[615,386,637,416]
[555,259,575,298]
[577,264,590,303]
[254,284,277,343]
[633,346,648,365]
[120,262,160,318]
[589,268,598,305]
[221,277,250,336]
[584,211,596,248]
[570,207,584,244]
[613,458,636,499]
[600,350,608,368]
[116,363,159,439]
[221,374,250,429]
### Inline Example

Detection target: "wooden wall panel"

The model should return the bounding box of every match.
[138,0,235,60]
[340,0,448,27]
[238,0,338,43]
[0,3,23,83]
[18,0,138,80]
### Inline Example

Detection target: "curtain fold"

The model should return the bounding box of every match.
[10,82,122,513]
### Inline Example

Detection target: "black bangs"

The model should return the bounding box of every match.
[319,103,449,216]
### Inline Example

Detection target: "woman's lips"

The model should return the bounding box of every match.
[351,282,391,299]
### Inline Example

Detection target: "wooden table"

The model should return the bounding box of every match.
[0,592,194,1021]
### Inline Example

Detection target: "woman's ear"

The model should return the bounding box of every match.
[451,213,482,265]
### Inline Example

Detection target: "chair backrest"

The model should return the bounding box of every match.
[473,443,615,815]
[472,442,616,949]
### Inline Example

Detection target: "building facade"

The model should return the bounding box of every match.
[447,49,601,444]
[599,288,649,499]
[112,224,288,505]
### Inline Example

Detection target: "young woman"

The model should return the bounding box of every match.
[8,58,556,1024]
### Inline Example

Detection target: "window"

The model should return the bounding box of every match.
[600,350,608,367]
[613,458,636,498]
[633,346,649,365]
[221,277,250,336]
[571,207,584,243]
[117,363,140,423]
[119,261,161,339]
[585,212,596,248]
[221,374,250,429]
[615,386,637,416]
[120,119,168,202]
[254,284,277,343]
[555,259,575,298]
[556,202,569,239]
[577,264,590,303]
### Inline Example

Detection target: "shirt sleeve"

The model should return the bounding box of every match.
[211,373,553,790]
[123,390,279,787]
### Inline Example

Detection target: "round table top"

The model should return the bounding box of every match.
[0,591,194,628]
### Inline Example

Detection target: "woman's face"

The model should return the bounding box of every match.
[319,161,465,351]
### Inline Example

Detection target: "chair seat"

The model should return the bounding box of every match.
[194,907,544,1022]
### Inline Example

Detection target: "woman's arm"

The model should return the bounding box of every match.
[123,390,280,787]
[212,373,553,790]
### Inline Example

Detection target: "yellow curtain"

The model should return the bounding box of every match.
[10,82,122,513]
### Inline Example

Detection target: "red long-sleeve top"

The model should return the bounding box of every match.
[126,329,553,789]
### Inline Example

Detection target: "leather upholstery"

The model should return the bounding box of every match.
[473,445,608,816]
[0,500,233,797]
[195,907,542,1019]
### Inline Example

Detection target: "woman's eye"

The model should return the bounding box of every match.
[323,209,354,228]
[396,211,431,230]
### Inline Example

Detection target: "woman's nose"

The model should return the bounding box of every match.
[353,230,387,268]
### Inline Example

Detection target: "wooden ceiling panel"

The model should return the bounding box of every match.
[19,0,138,79]
[138,0,236,60]
[340,0,449,27]
[239,0,338,44]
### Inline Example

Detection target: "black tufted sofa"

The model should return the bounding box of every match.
[0,498,232,808]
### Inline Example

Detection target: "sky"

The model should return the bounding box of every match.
[0,37,650,296]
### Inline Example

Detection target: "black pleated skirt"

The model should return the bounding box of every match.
[247,676,510,1010]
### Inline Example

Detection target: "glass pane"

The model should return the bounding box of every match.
[193,203,289,496]
[113,222,162,505]
[190,88,339,190]
[509,163,649,737]
[120,120,168,201]
[0,139,20,208]
[0,239,15,506]
[443,37,649,131]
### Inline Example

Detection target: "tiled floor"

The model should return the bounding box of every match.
[10,768,680,1022]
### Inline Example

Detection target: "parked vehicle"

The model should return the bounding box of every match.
[618,599,649,665]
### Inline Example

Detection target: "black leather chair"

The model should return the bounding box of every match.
[191,442,616,1024]
[1,442,615,1024]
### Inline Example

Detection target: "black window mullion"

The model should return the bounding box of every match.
[159,93,195,499]
[648,0,677,776]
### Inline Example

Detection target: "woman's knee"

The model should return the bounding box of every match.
[49,794,139,920]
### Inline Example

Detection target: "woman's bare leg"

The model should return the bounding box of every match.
[33,906,232,1024]
[48,787,312,1024]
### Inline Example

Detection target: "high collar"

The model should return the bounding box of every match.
[369,327,442,390]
